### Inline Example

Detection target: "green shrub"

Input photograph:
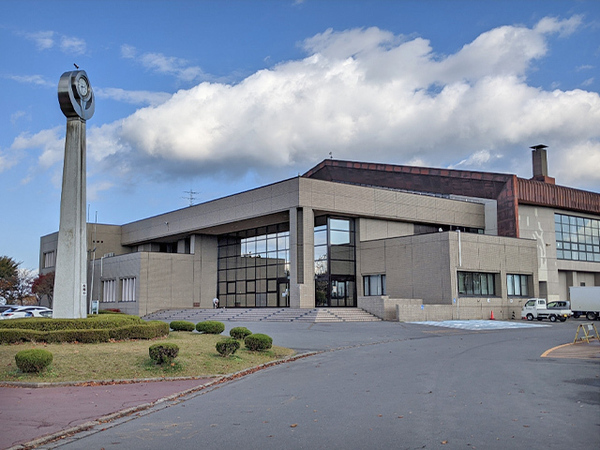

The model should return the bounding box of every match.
[244,333,273,351]
[15,349,53,373]
[0,328,44,344]
[0,319,167,344]
[195,321,225,334]
[230,327,252,340]
[0,315,142,332]
[109,321,169,340]
[170,320,195,332]
[216,338,241,357]
[149,343,179,364]
[44,329,110,343]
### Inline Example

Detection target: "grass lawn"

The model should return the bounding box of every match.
[0,331,295,383]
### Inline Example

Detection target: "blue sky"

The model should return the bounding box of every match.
[1,0,599,271]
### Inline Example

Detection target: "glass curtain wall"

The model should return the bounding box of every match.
[218,224,290,307]
[314,217,356,307]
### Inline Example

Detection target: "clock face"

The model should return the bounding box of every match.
[77,77,89,97]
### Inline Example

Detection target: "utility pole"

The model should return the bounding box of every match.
[182,189,200,206]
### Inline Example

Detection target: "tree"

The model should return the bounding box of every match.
[0,256,20,304]
[32,272,55,308]
[12,269,35,305]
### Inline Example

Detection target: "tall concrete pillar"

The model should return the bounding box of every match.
[53,70,95,318]
[53,118,88,318]
[289,207,315,308]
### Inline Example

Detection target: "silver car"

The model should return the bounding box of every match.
[1,306,52,319]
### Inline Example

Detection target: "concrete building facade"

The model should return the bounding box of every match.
[40,148,600,320]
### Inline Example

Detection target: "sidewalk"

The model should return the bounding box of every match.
[0,378,212,450]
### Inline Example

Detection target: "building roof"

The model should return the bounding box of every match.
[303,159,600,237]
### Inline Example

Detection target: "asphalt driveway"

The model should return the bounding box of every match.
[41,320,599,450]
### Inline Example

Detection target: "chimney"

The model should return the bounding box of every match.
[530,144,555,184]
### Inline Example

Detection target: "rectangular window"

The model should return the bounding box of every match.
[121,277,136,302]
[43,251,56,269]
[363,274,386,296]
[506,274,531,297]
[555,213,600,263]
[102,279,116,303]
[458,272,496,296]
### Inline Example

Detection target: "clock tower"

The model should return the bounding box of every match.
[53,70,95,318]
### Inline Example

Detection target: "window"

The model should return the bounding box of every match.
[555,213,600,262]
[43,251,56,269]
[314,217,356,307]
[507,274,531,296]
[218,223,290,308]
[102,279,116,303]
[458,272,495,296]
[364,274,386,296]
[121,277,136,302]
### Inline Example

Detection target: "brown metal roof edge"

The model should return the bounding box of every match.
[517,178,600,214]
[302,158,515,182]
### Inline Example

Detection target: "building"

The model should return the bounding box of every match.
[40,147,600,320]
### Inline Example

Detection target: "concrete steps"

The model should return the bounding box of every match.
[143,307,381,323]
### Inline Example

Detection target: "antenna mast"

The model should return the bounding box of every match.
[182,189,200,206]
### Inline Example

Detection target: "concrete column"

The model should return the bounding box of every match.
[289,207,315,308]
[53,118,88,318]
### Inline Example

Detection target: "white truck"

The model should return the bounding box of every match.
[521,298,571,322]
[569,286,600,321]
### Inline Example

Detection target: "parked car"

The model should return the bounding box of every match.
[1,306,52,319]
[0,305,18,314]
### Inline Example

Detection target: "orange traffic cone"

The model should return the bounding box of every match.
[490,310,495,320]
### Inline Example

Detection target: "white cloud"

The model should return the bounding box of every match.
[7,74,53,87]
[95,87,172,106]
[10,111,28,125]
[121,45,206,82]
[534,15,582,37]
[11,127,64,170]
[23,30,86,55]
[581,78,594,87]
[88,181,115,202]
[60,35,86,55]
[25,30,55,50]
[22,15,600,194]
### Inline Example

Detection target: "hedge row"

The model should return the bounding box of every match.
[0,320,169,344]
[0,315,142,332]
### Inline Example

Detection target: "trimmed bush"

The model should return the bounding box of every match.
[109,321,169,341]
[0,314,142,332]
[244,333,273,351]
[15,349,53,373]
[0,318,168,344]
[44,329,110,344]
[0,328,44,344]
[195,321,225,334]
[170,320,195,332]
[149,343,179,364]
[216,338,241,357]
[230,327,252,340]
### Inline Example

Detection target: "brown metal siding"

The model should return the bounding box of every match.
[518,179,600,214]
